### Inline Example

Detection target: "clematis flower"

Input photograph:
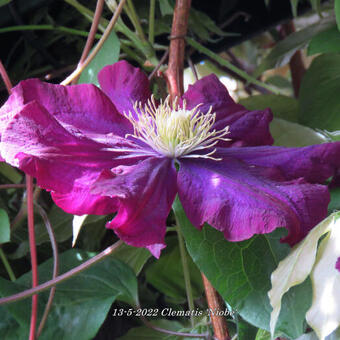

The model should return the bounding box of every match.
[0,60,339,257]
[336,258,340,272]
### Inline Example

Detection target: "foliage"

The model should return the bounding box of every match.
[0,1,339,339]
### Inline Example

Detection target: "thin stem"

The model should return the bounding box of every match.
[0,248,16,281]
[140,315,209,338]
[187,56,198,81]
[64,0,107,33]
[27,175,38,340]
[148,48,169,80]
[0,184,26,189]
[0,25,101,38]
[72,0,105,85]
[127,0,147,41]
[61,0,127,85]
[0,240,124,305]
[176,224,195,327]
[35,203,59,338]
[148,0,156,44]
[186,37,281,95]
[79,0,105,65]
[0,60,13,94]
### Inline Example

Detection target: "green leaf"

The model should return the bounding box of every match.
[0,0,11,8]
[237,317,258,340]
[268,213,340,337]
[0,163,22,183]
[79,30,120,86]
[255,16,335,75]
[0,209,10,244]
[308,26,340,55]
[0,307,26,339]
[290,0,299,17]
[113,243,151,275]
[189,8,235,42]
[299,54,340,131]
[118,319,185,340]
[329,188,340,214]
[145,237,203,302]
[255,328,271,340]
[11,206,74,254]
[173,198,311,338]
[310,0,321,15]
[306,218,340,339]
[0,249,138,340]
[335,0,340,31]
[239,94,299,122]
[270,118,326,147]
[159,0,173,16]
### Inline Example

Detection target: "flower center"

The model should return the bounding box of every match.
[124,96,230,160]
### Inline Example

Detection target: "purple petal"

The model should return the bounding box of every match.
[336,258,340,272]
[1,101,143,215]
[177,158,329,246]
[1,78,131,137]
[216,143,340,183]
[98,60,151,119]
[91,157,177,252]
[51,186,118,216]
[182,74,273,146]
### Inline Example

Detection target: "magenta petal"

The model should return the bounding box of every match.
[91,157,177,251]
[3,78,131,137]
[98,60,151,119]
[177,158,329,246]
[0,101,142,215]
[51,188,118,216]
[216,143,340,183]
[336,258,340,272]
[182,74,273,146]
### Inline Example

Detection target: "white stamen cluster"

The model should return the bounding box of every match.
[124,96,231,160]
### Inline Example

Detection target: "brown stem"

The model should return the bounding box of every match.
[166,2,230,339]
[0,240,124,305]
[27,175,38,340]
[35,203,59,338]
[202,274,230,340]
[0,184,26,189]
[0,60,13,94]
[281,21,306,98]
[148,48,169,81]
[71,0,105,85]
[165,0,191,99]
[61,0,127,86]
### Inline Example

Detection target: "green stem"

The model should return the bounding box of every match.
[121,43,144,65]
[175,223,195,327]
[148,0,156,44]
[186,37,282,95]
[0,25,101,38]
[126,0,147,42]
[0,248,16,281]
